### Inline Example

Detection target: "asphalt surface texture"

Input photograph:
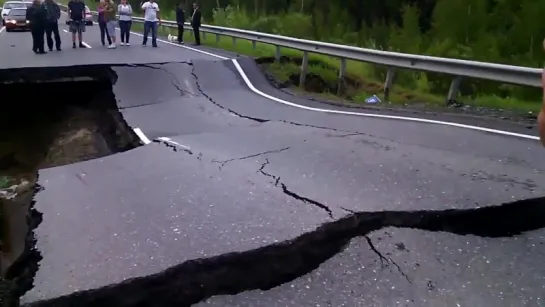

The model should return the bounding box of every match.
[1,14,544,307]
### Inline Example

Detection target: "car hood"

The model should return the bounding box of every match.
[6,15,27,21]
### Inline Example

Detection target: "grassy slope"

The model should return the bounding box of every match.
[58,1,540,114]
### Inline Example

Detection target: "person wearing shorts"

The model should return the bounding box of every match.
[104,0,117,49]
[67,0,85,48]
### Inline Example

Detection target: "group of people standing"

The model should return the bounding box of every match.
[26,0,202,53]
[26,0,61,54]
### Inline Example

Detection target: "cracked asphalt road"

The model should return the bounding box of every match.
[1,27,544,307]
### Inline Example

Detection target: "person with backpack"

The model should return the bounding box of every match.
[118,0,133,46]
[175,2,184,44]
[41,0,61,51]
[97,0,112,46]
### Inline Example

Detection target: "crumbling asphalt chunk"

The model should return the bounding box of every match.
[24,196,545,307]
[1,181,44,307]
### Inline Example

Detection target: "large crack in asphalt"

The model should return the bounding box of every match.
[257,158,333,218]
[190,64,269,123]
[26,196,545,307]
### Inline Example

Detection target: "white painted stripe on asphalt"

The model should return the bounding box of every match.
[0,26,5,34]
[230,60,540,141]
[133,128,151,144]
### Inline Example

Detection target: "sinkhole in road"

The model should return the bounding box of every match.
[0,76,140,304]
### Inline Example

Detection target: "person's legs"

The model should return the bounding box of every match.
[142,21,150,46]
[78,22,86,47]
[151,21,157,47]
[31,27,38,53]
[52,21,61,50]
[37,26,46,53]
[125,21,131,45]
[118,20,126,44]
[45,22,53,51]
[70,22,77,48]
[106,21,116,48]
[193,26,200,45]
[99,22,106,45]
[177,24,183,43]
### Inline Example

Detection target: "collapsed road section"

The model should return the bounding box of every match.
[0,66,141,306]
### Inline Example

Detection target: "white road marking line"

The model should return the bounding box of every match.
[127,29,227,59]
[0,27,5,34]
[133,128,151,144]
[56,12,538,141]
[230,59,539,141]
[157,137,191,151]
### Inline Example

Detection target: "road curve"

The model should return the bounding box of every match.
[1,17,544,307]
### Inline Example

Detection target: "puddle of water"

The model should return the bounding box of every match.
[0,78,141,303]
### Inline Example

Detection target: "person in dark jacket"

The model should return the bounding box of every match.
[175,3,184,44]
[26,0,47,54]
[191,2,201,45]
[41,0,61,51]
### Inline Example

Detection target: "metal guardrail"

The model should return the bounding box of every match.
[59,4,543,101]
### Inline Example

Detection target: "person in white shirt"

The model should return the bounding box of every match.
[140,0,161,47]
[118,0,132,46]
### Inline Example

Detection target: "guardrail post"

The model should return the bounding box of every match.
[202,32,206,40]
[215,34,220,44]
[447,76,462,104]
[252,41,256,50]
[232,37,237,47]
[337,58,346,96]
[384,68,395,101]
[299,51,309,87]
[275,46,281,62]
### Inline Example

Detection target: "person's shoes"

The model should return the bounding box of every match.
[56,47,61,51]
[152,45,158,48]
[49,48,53,51]
[108,44,116,49]
[125,42,130,46]
[37,51,47,54]
[120,42,125,46]
[79,42,85,48]
[72,42,76,49]
[101,41,105,46]
[142,44,146,47]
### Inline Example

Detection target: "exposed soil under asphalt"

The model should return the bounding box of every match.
[0,79,140,305]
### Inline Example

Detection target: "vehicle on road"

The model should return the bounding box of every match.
[1,1,26,25]
[3,8,29,32]
[65,5,93,26]
[22,0,33,8]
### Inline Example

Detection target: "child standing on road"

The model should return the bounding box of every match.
[118,0,133,46]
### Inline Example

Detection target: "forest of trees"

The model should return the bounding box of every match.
[134,0,545,103]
